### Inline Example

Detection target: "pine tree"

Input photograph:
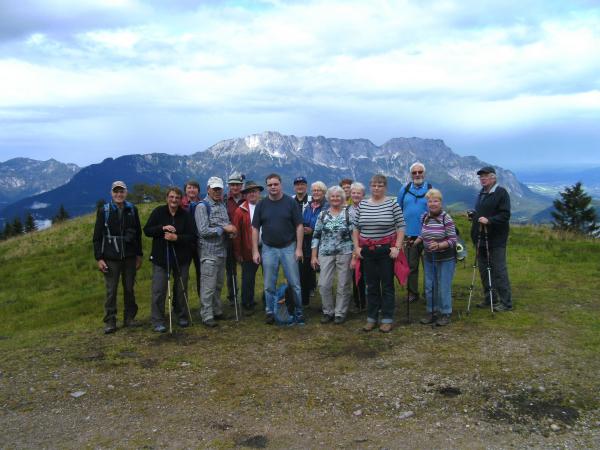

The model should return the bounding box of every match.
[551,182,599,235]
[24,213,37,233]
[12,217,24,235]
[53,204,70,223]
[2,222,13,239]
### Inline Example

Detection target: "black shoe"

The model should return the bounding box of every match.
[420,313,436,325]
[320,314,334,324]
[334,316,345,325]
[104,323,117,334]
[408,294,419,303]
[123,318,142,328]
[214,314,226,321]
[203,319,218,328]
[178,318,190,328]
[494,303,513,312]
[265,314,275,325]
[153,324,167,333]
[436,314,451,326]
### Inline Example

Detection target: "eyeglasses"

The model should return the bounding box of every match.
[411,170,424,175]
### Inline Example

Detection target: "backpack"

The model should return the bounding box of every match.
[101,201,135,255]
[399,182,432,208]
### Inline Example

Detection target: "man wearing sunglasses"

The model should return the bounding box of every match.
[397,162,432,303]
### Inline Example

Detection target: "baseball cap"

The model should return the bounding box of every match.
[477,166,496,176]
[111,181,127,191]
[207,177,224,189]
[293,176,308,185]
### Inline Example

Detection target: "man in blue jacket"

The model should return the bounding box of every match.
[397,162,432,303]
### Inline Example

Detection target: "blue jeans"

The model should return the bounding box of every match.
[261,243,303,320]
[424,254,456,314]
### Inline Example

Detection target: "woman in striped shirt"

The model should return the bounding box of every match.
[352,174,405,333]
[413,189,457,327]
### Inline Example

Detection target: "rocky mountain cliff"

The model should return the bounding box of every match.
[0,132,547,224]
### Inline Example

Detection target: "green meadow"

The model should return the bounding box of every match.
[1,204,599,448]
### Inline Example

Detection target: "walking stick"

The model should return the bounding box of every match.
[483,224,495,315]
[166,242,173,334]
[466,224,483,315]
[171,248,194,326]
[431,250,437,329]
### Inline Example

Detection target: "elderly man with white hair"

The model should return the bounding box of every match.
[397,162,432,303]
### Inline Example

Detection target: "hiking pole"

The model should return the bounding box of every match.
[431,250,437,329]
[483,224,495,315]
[232,268,240,321]
[466,224,483,315]
[166,242,173,334]
[171,247,194,326]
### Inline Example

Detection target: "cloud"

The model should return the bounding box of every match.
[0,0,599,166]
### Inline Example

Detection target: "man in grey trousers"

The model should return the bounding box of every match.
[195,177,238,327]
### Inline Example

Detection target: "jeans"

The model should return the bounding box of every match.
[363,245,395,324]
[150,262,190,326]
[103,257,138,324]
[477,246,512,308]
[424,254,456,314]
[262,243,303,320]
[241,260,260,308]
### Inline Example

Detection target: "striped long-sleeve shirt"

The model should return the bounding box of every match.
[354,198,405,239]
[419,211,457,261]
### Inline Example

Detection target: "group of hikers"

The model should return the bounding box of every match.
[92,163,512,334]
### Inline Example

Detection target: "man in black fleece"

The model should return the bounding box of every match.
[470,166,513,312]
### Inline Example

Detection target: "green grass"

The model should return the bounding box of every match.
[1,207,599,447]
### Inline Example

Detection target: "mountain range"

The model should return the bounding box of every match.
[0,132,549,225]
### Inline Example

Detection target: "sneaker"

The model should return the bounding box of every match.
[420,313,436,325]
[203,319,218,328]
[265,314,275,325]
[296,316,306,326]
[494,303,513,312]
[320,314,334,324]
[379,323,393,333]
[153,324,167,333]
[363,322,377,332]
[436,314,451,326]
[104,322,117,334]
[178,318,190,328]
[334,316,345,325]
[123,318,142,328]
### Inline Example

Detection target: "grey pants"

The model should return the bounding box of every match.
[478,246,512,308]
[406,240,424,297]
[200,256,226,322]
[318,253,353,318]
[103,257,138,325]
[151,262,190,327]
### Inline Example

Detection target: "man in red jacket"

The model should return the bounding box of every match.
[232,180,263,311]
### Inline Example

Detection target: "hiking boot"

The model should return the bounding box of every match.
[494,303,513,312]
[265,314,275,325]
[178,318,190,328]
[214,313,226,321]
[320,314,334,324]
[363,322,377,332]
[123,318,142,328]
[334,316,345,325]
[153,324,167,333]
[104,322,117,334]
[379,323,393,333]
[436,314,451,326]
[420,313,436,325]
[203,319,218,328]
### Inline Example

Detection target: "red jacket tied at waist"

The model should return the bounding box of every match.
[355,234,409,286]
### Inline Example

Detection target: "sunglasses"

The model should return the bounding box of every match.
[411,170,424,175]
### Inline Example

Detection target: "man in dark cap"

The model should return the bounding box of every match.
[470,166,513,312]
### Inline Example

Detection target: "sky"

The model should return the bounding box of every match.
[0,0,599,171]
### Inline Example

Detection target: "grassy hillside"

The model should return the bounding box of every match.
[1,205,599,448]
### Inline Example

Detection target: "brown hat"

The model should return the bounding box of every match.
[241,180,264,193]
